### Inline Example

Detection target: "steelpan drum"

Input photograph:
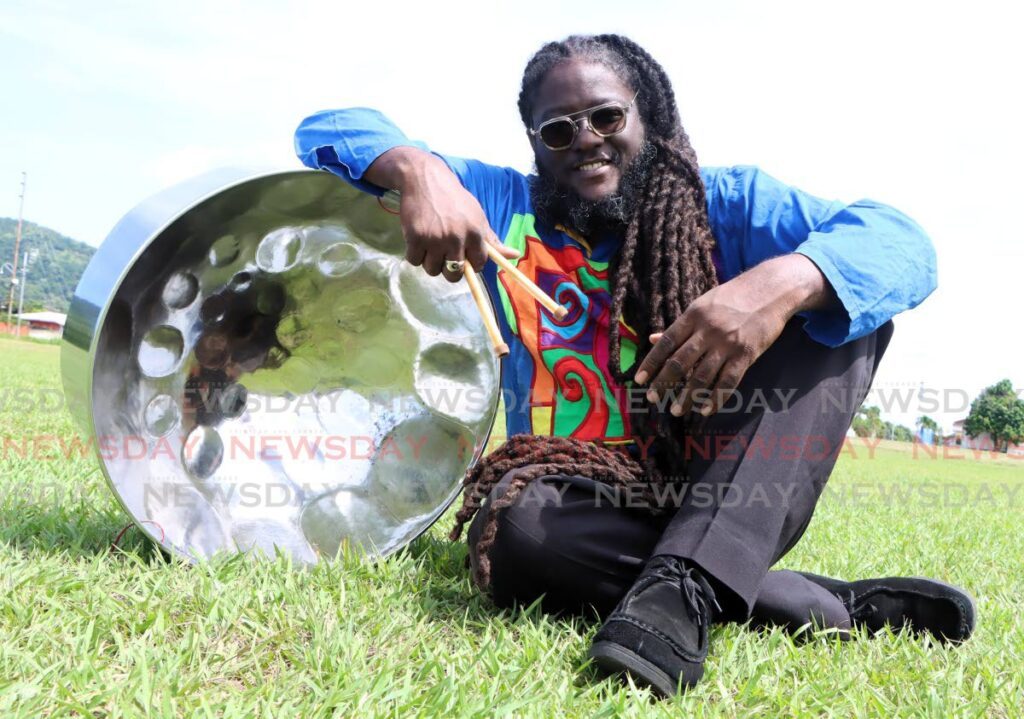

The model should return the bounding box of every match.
[61,168,501,562]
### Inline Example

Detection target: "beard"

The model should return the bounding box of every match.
[530,140,657,239]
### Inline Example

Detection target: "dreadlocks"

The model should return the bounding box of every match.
[450,34,720,591]
[448,434,680,590]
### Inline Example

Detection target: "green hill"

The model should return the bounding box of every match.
[0,218,95,314]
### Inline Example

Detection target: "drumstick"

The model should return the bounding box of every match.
[463,264,509,357]
[483,243,568,320]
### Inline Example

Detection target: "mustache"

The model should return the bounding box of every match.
[529,141,657,236]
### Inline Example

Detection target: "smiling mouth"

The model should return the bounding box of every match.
[575,159,614,172]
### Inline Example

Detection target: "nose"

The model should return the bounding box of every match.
[572,117,603,151]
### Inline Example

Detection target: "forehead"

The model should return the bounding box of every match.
[532,59,635,121]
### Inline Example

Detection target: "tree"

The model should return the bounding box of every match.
[0,217,95,313]
[892,425,915,442]
[963,379,1024,453]
[852,404,885,438]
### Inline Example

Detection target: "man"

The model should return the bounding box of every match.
[294,34,975,697]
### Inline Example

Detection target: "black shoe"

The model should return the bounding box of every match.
[589,555,721,697]
[798,572,976,643]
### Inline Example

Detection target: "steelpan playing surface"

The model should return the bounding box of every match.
[65,170,500,562]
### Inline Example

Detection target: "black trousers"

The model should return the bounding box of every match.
[468,317,895,626]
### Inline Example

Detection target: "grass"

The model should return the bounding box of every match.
[1,336,1022,717]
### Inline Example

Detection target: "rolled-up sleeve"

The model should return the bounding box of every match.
[293,108,522,233]
[703,165,937,347]
[293,108,430,196]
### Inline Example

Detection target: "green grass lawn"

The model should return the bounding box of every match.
[1,337,1022,717]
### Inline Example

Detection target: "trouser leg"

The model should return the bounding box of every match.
[651,317,894,617]
[467,471,853,633]
[750,570,852,636]
[466,471,668,618]
[466,318,893,626]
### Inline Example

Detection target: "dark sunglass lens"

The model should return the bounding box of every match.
[540,119,575,149]
[591,107,626,134]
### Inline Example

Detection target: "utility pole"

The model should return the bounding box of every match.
[14,250,37,334]
[6,172,27,335]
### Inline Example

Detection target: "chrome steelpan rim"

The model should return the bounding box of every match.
[61,167,501,563]
[63,168,273,558]
[63,167,272,438]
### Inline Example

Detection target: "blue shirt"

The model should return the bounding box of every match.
[294,108,936,442]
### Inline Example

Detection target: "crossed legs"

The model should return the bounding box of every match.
[466,472,851,635]
[466,318,895,634]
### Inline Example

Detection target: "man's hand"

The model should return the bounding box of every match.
[366,147,519,282]
[633,254,837,417]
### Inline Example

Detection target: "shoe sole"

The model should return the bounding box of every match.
[589,641,699,697]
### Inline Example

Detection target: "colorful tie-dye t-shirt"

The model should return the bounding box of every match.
[294,108,938,446]
[410,155,723,444]
[486,211,652,444]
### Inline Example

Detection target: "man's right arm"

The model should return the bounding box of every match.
[294,108,518,281]
[294,108,427,195]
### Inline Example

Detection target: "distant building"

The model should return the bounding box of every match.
[951,418,1024,456]
[1,311,66,340]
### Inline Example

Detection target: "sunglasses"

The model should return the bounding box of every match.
[529,90,640,151]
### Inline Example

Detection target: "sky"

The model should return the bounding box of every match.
[1,0,1020,431]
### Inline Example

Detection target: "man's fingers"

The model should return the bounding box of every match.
[486,230,521,261]
[634,317,694,386]
[441,241,468,283]
[698,358,748,417]
[405,239,426,268]
[671,353,724,417]
[648,337,704,405]
[441,264,465,283]
[467,230,518,272]
[421,246,446,277]
[464,230,489,272]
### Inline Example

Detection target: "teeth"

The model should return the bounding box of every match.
[578,161,608,171]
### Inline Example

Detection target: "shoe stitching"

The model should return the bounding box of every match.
[600,558,720,665]
[603,613,707,663]
[952,597,970,638]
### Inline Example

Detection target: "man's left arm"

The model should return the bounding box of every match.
[636,165,936,416]
[708,165,937,346]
